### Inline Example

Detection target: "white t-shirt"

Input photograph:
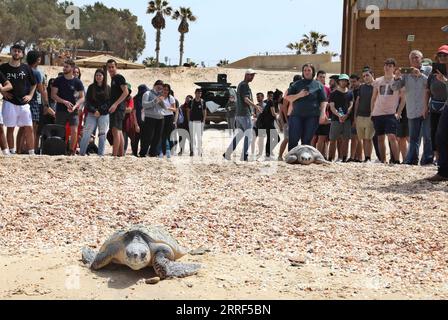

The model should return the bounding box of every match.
[161,95,175,116]
[372,76,400,116]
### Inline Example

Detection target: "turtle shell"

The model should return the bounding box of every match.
[98,225,187,260]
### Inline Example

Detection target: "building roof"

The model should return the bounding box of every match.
[75,54,145,70]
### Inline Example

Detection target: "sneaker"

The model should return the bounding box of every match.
[278,156,284,162]
[158,153,164,159]
[223,153,231,161]
[426,174,448,182]
[166,151,171,159]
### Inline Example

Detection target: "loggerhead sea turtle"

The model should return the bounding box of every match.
[81,225,201,279]
[285,145,330,165]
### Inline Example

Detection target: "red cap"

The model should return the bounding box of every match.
[438,45,448,54]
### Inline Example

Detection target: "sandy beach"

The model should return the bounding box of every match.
[1,67,447,300]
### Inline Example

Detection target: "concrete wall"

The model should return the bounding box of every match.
[227,54,341,74]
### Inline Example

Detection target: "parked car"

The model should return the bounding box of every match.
[195,75,236,124]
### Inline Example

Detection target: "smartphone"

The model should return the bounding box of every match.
[399,67,413,74]
[432,63,447,76]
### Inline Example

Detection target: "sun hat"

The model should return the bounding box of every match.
[437,45,448,55]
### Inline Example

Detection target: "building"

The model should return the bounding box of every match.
[342,0,448,76]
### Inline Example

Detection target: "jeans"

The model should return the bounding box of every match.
[225,116,253,160]
[288,116,320,151]
[189,121,204,156]
[431,112,441,152]
[406,117,433,165]
[161,115,175,155]
[437,106,448,177]
[265,128,280,157]
[139,117,164,157]
[79,113,109,156]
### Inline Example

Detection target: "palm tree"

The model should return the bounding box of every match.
[286,42,305,55]
[299,31,330,54]
[143,56,157,67]
[147,0,173,67]
[38,38,65,65]
[172,7,197,66]
[217,59,229,67]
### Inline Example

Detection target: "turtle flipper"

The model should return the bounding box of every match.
[91,250,116,270]
[82,247,97,266]
[285,154,298,164]
[153,252,201,279]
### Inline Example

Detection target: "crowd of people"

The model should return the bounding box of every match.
[0,43,448,181]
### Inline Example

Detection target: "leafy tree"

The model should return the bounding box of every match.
[172,7,197,66]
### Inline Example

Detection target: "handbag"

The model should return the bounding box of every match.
[430,100,446,113]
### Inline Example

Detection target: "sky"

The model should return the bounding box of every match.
[72,0,344,66]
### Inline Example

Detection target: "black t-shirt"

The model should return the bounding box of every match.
[110,74,127,111]
[0,63,36,105]
[52,76,84,112]
[188,99,206,122]
[85,84,111,115]
[0,71,7,85]
[261,100,276,128]
[329,90,353,122]
[350,88,360,121]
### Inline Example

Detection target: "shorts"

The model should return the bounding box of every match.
[356,116,375,140]
[371,114,398,136]
[351,127,358,136]
[329,120,352,141]
[109,109,125,130]
[56,111,79,127]
[2,101,32,127]
[396,117,409,138]
[29,101,42,122]
[316,124,330,136]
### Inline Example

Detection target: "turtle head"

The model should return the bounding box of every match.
[124,232,151,270]
[299,151,313,165]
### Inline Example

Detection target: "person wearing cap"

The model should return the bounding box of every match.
[426,45,448,164]
[0,70,13,155]
[328,74,353,162]
[140,80,166,157]
[392,50,432,165]
[224,69,261,161]
[370,58,401,164]
[284,63,328,150]
[0,43,37,155]
[79,68,110,156]
[427,45,448,182]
